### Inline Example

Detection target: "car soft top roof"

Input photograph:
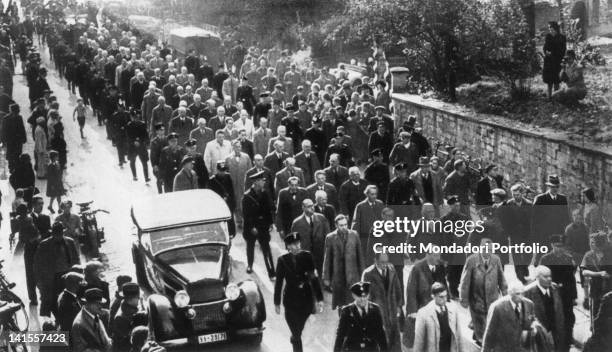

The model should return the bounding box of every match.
[131,189,231,231]
[169,26,220,39]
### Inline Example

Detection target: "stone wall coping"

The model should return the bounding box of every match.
[392,93,612,158]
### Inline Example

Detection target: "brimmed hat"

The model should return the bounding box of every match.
[370,148,382,157]
[167,132,179,140]
[184,139,197,147]
[447,195,460,205]
[82,288,107,304]
[283,232,300,245]
[550,234,565,245]
[180,155,193,167]
[375,105,386,111]
[121,282,140,298]
[350,281,371,296]
[545,175,560,187]
[418,156,430,166]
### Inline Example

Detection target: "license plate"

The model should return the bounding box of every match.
[197,332,228,344]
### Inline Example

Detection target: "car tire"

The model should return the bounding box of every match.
[132,244,151,291]
[243,333,263,346]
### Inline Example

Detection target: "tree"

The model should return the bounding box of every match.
[333,0,537,99]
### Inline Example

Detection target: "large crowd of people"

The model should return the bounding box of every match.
[1,0,612,352]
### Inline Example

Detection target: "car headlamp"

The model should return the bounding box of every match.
[174,290,190,308]
[225,283,240,301]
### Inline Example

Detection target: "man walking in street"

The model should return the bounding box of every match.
[290,198,330,276]
[242,171,276,277]
[158,132,184,192]
[323,215,365,310]
[414,282,464,352]
[362,253,404,352]
[334,281,387,351]
[72,288,113,352]
[274,233,324,352]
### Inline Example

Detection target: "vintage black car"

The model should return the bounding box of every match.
[131,190,266,348]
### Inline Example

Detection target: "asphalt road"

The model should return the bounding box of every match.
[0,40,591,352]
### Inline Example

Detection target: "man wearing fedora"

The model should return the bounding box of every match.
[172,155,198,192]
[72,288,112,352]
[389,131,420,174]
[274,232,324,352]
[411,156,445,216]
[183,138,209,189]
[387,162,419,219]
[532,175,571,262]
[126,109,150,182]
[364,149,390,199]
[334,281,388,352]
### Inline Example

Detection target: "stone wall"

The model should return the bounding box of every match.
[392,93,612,216]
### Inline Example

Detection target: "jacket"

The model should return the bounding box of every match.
[291,213,330,274]
[413,300,463,352]
[322,229,365,309]
[173,168,198,191]
[482,296,535,352]
[459,254,507,314]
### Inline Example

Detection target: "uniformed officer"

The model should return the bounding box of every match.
[149,124,168,193]
[111,282,147,352]
[110,104,130,168]
[209,160,237,239]
[441,195,471,298]
[158,132,185,192]
[242,170,276,277]
[364,149,390,199]
[334,281,388,352]
[126,109,150,183]
[274,232,324,352]
[184,138,209,189]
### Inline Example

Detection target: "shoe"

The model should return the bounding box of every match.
[246,267,253,274]
[145,178,151,182]
[133,177,138,181]
[47,206,55,214]
[269,274,276,281]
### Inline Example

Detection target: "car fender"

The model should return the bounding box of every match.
[229,280,266,326]
[148,294,180,341]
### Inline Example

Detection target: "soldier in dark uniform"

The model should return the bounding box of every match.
[110,104,130,167]
[364,149,390,199]
[274,233,324,352]
[237,75,256,114]
[126,110,150,182]
[334,281,388,352]
[304,116,326,166]
[184,138,209,189]
[386,163,419,219]
[102,86,121,139]
[441,196,471,298]
[111,283,147,352]
[281,106,303,154]
[149,124,168,193]
[253,92,271,127]
[158,132,184,192]
[242,171,276,277]
[209,161,237,239]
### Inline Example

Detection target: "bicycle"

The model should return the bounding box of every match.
[0,259,29,352]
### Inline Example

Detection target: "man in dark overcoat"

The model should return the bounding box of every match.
[276,176,308,238]
[290,198,330,276]
[338,167,369,223]
[1,103,26,171]
[532,175,570,260]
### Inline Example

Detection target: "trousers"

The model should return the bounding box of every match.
[285,308,311,352]
[246,234,274,276]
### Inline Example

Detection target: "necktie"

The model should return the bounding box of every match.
[93,315,104,343]
[514,304,521,321]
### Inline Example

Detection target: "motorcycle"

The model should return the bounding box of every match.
[0,259,28,352]
[76,201,109,259]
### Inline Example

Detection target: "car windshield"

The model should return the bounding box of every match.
[157,245,224,282]
[146,222,228,255]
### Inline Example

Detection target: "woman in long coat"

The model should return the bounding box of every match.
[34,116,48,178]
[225,140,252,215]
[543,21,567,98]
[46,150,64,213]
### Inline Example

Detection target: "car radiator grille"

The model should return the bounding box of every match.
[192,302,227,331]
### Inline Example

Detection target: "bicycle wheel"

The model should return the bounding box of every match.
[0,291,29,332]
